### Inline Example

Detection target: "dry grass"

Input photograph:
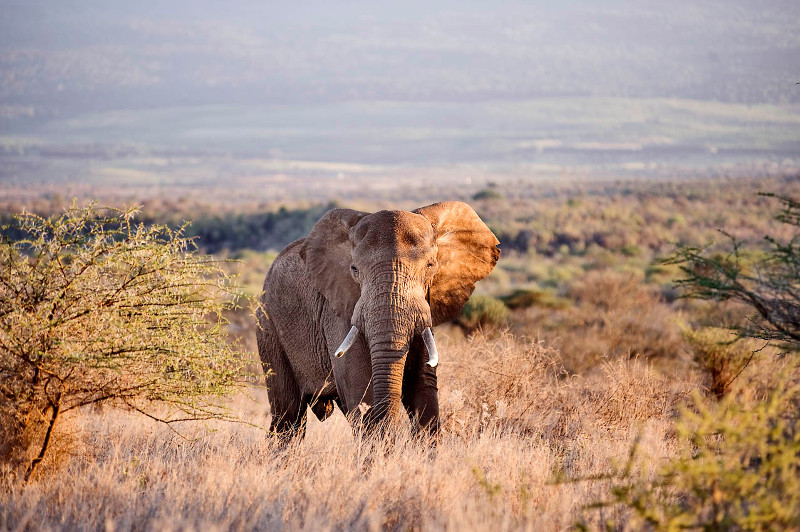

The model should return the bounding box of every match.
[0,332,693,531]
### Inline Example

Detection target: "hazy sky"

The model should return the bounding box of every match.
[0,0,797,178]
[2,0,799,114]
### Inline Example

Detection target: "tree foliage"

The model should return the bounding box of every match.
[597,381,800,531]
[666,193,800,353]
[0,204,247,479]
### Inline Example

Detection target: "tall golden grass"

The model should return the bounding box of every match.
[1,332,693,531]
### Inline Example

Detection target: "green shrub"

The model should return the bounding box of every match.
[500,288,570,310]
[682,325,755,398]
[457,295,510,332]
[472,189,504,201]
[599,380,800,530]
[619,244,642,257]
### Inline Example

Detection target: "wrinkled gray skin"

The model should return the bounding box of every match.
[256,201,499,436]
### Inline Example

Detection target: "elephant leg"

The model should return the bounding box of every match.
[258,319,307,437]
[266,353,307,437]
[402,338,440,435]
[414,363,439,434]
[405,364,439,435]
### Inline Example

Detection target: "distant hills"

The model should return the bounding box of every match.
[0,0,798,186]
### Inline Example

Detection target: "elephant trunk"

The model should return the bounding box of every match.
[364,302,416,427]
[368,346,407,426]
[360,263,431,427]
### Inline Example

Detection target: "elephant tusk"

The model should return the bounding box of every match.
[422,327,439,368]
[335,326,360,358]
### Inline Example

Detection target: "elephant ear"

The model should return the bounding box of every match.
[301,208,368,321]
[414,201,500,325]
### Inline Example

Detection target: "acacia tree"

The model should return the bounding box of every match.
[581,193,800,529]
[667,193,799,353]
[0,204,247,480]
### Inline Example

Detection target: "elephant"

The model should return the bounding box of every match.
[255,201,500,437]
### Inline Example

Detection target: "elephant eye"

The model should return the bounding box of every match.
[350,265,359,275]
[427,261,435,269]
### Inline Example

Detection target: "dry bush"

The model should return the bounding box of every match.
[724,342,800,409]
[513,270,686,374]
[439,332,690,443]
[439,331,565,437]
[564,271,685,368]
[585,359,690,430]
[681,325,762,398]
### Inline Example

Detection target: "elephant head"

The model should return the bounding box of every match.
[301,201,500,426]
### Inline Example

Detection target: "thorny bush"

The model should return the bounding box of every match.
[0,204,248,479]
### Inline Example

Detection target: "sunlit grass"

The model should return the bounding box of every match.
[1,334,689,531]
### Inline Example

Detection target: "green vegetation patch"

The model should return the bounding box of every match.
[457,295,510,332]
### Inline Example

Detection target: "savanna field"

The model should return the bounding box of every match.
[1,174,799,531]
